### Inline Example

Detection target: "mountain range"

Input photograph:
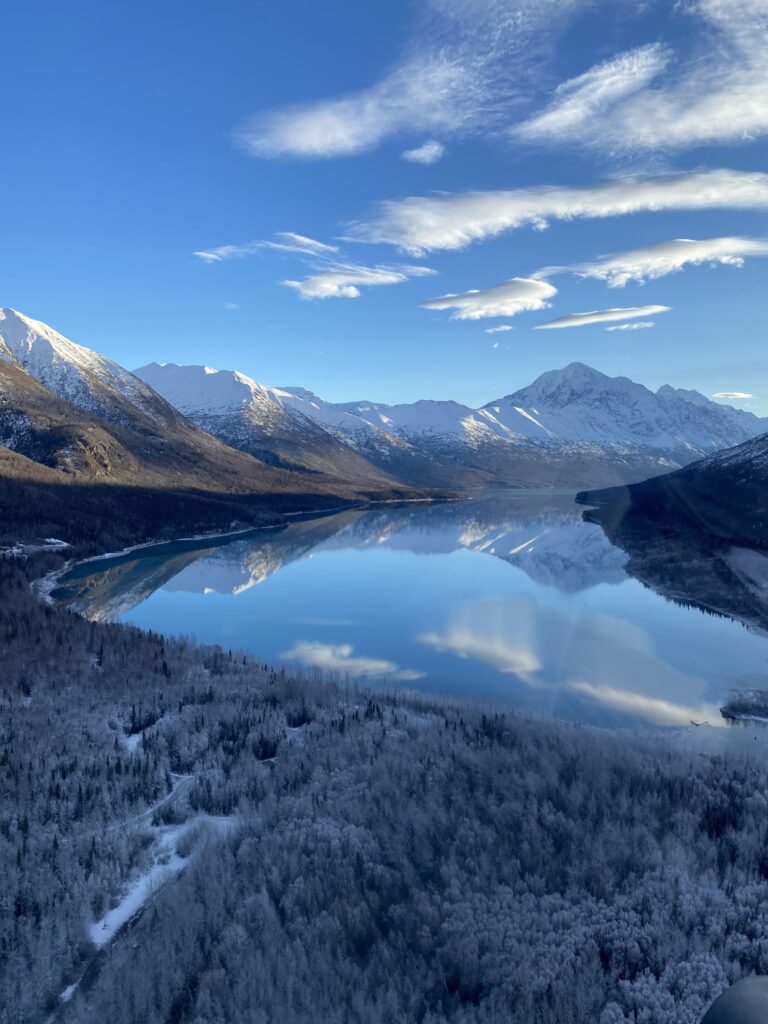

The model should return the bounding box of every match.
[0,308,420,506]
[1,307,767,514]
[135,355,768,489]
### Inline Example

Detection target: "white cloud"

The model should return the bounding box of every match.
[223,302,240,311]
[421,277,556,320]
[713,391,754,400]
[535,305,670,330]
[280,640,424,681]
[568,682,723,728]
[604,321,655,332]
[195,230,433,302]
[237,56,478,159]
[485,324,514,333]
[515,43,670,142]
[402,139,447,164]
[418,595,724,727]
[195,242,261,264]
[284,263,436,300]
[273,232,340,255]
[418,629,541,680]
[234,0,589,160]
[194,232,338,263]
[573,236,768,287]
[513,0,768,154]
[348,169,768,254]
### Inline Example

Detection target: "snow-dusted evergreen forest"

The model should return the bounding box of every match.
[3,549,768,1024]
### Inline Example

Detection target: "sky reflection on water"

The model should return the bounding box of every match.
[53,493,768,730]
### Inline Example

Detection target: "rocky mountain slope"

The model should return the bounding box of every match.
[576,433,768,633]
[0,309,428,507]
[134,362,408,485]
[579,431,768,548]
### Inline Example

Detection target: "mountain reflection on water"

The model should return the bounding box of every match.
[52,492,768,730]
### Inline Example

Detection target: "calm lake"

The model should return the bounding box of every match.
[51,492,768,730]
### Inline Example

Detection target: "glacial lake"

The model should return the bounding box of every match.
[51,492,768,731]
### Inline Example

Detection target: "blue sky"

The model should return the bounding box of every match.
[2,0,767,409]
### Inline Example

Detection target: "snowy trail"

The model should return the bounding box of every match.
[89,813,238,949]
[76,772,194,841]
[50,811,237,1019]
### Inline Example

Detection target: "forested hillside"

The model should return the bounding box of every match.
[3,549,768,1024]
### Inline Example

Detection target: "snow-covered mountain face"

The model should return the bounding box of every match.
[134,363,406,482]
[486,363,766,455]
[294,362,767,461]
[137,362,288,427]
[0,311,428,503]
[2,307,763,492]
[134,358,768,490]
[0,308,168,427]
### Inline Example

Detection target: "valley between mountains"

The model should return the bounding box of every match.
[4,305,768,1024]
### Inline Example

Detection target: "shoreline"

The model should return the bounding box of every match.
[31,493,460,605]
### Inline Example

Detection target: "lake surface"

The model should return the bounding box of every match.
[52,492,768,730]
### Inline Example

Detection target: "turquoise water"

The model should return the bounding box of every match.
[52,493,768,728]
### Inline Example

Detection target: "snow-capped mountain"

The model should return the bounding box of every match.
[5,305,762,495]
[134,363,407,483]
[332,363,766,458]
[493,363,765,456]
[0,308,168,428]
[0,309,423,504]
[136,359,768,490]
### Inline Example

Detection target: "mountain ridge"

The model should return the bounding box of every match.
[578,431,768,547]
[0,309,432,506]
[135,357,768,490]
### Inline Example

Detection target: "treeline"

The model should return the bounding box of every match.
[3,553,768,1023]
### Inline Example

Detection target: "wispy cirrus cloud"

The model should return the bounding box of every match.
[235,0,589,160]
[402,139,446,165]
[281,640,424,681]
[237,55,475,160]
[284,263,435,300]
[570,236,768,287]
[604,321,655,332]
[348,170,768,254]
[194,232,338,263]
[713,391,753,400]
[195,231,434,301]
[421,277,556,320]
[513,0,768,154]
[535,305,670,330]
[485,324,513,334]
[515,43,670,144]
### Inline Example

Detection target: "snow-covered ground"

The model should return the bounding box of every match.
[2,538,71,559]
[89,813,237,948]
[52,807,237,1015]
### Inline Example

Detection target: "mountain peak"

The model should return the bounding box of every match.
[500,363,639,411]
[134,361,277,415]
[0,307,161,422]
